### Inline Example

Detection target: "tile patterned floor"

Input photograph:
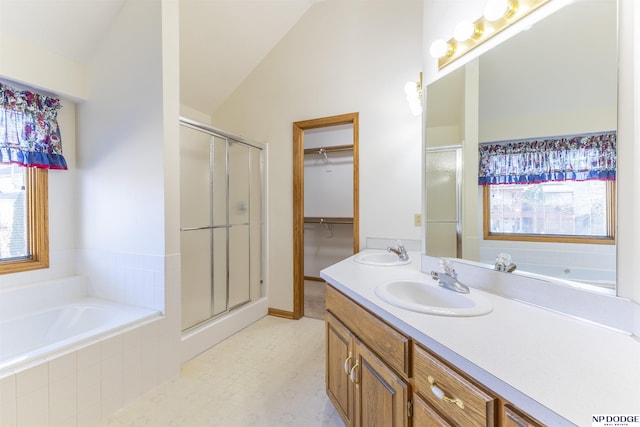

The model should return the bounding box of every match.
[100,316,343,427]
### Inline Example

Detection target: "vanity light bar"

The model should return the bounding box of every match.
[431,0,552,69]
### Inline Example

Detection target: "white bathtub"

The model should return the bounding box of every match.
[0,276,160,374]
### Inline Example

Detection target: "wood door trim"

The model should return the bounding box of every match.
[292,112,360,320]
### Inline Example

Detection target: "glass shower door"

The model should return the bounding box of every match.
[425,147,461,258]
[180,122,263,332]
[180,126,215,330]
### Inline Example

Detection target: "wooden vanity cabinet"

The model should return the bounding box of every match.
[325,284,544,427]
[326,286,411,427]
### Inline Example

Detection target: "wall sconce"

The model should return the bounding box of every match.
[429,0,552,69]
[404,72,423,116]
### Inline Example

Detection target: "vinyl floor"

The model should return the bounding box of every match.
[99,315,343,427]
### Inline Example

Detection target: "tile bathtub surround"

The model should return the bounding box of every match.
[100,316,343,427]
[0,316,175,427]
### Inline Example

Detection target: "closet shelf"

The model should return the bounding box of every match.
[304,144,353,155]
[304,216,354,225]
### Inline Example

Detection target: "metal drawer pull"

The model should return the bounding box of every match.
[344,353,353,374]
[506,412,529,427]
[349,363,359,384]
[428,376,465,409]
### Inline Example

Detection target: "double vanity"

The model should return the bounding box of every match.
[321,249,640,426]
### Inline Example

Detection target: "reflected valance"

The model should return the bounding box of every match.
[0,82,67,170]
[478,131,616,185]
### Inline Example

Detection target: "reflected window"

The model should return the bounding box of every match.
[480,132,616,244]
[484,181,615,243]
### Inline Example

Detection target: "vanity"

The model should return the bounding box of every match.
[321,250,640,427]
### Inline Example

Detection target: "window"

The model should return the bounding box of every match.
[0,165,49,273]
[483,181,615,243]
[0,81,67,273]
[479,132,616,244]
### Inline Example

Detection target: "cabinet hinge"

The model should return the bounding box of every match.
[407,398,413,417]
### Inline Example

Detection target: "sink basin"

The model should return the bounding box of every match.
[374,280,493,317]
[353,252,411,266]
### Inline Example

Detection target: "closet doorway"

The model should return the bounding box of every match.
[293,113,359,320]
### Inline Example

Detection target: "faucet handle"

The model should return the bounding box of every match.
[438,258,456,277]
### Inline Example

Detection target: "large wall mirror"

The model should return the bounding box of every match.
[425,0,618,294]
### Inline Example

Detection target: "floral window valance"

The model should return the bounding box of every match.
[478,131,616,186]
[0,82,67,170]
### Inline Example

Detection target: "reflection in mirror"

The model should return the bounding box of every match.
[425,0,618,293]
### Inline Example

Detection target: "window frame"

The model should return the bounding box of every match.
[0,167,49,274]
[482,181,616,245]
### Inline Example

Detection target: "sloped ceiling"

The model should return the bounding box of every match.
[0,0,126,63]
[0,0,316,114]
[180,0,318,115]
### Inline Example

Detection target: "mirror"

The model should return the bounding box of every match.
[425,0,618,293]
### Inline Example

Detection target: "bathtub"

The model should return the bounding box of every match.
[0,276,160,374]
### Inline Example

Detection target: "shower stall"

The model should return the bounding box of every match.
[179,118,267,361]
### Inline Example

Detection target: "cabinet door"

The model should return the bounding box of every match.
[355,339,409,427]
[326,313,355,426]
[413,394,453,427]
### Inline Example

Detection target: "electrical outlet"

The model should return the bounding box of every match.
[414,213,422,227]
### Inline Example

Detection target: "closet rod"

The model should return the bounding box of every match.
[304,216,354,225]
[303,144,353,155]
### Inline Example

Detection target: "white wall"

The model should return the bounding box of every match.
[0,35,87,101]
[75,0,179,383]
[212,0,424,313]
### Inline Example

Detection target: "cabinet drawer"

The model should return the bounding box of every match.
[413,394,454,427]
[503,404,543,427]
[326,285,410,377]
[413,343,497,426]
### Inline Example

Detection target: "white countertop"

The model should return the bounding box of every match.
[320,250,640,427]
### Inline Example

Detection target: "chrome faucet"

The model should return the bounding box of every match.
[494,253,517,273]
[431,259,469,293]
[387,241,409,261]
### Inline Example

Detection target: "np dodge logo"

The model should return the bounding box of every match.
[592,415,640,427]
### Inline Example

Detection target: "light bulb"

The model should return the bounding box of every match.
[429,39,452,59]
[406,90,419,103]
[453,20,476,42]
[410,104,422,116]
[404,81,417,95]
[484,0,516,21]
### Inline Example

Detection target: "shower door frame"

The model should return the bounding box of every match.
[179,117,266,332]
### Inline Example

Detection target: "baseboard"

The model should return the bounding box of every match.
[268,307,295,319]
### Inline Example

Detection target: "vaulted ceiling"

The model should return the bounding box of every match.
[0,0,317,114]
